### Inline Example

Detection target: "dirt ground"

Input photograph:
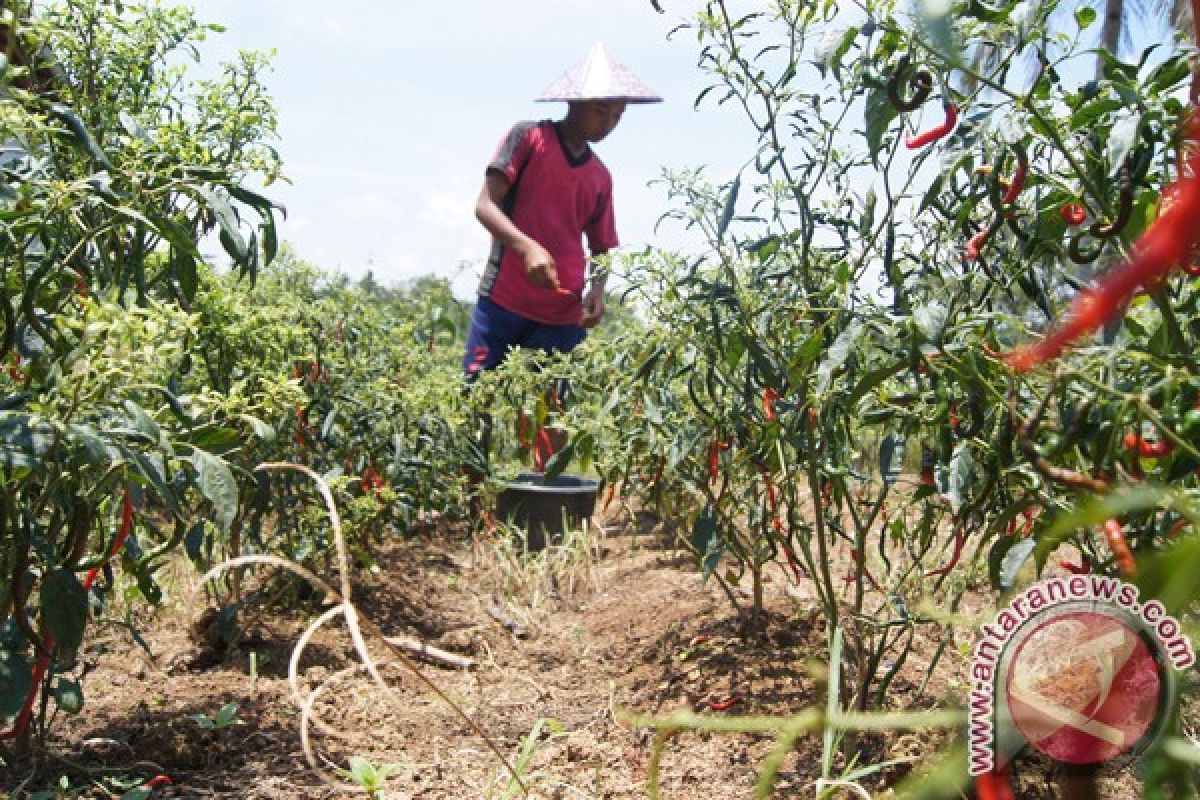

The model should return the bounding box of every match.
[0,504,1163,799]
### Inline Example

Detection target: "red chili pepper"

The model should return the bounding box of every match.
[906,103,958,149]
[949,404,959,431]
[1184,264,1200,277]
[0,625,53,742]
[919,465,936,487]
[707,441,721,484]
[1001,156,1027,206]
[603,482,618,511]
[771,537,803,583]
[965,228,992,260]
[707,695,740,711]
[517,414,530,448]
[1103,518,1137,577]
[821,481,832,509]
[533,427,554,472]
[1020,507,1037,537]
[1059,558,1091,574]
[7,353,27,384]
[975,767,1015,800]
[756,464,784,532]
[1169,518,1189,539]
[762,388,779,422]
[756,463,782,531]
[292,362,302,379]
[144,775,173,790]
[83,488,134,590]
[1005,122,1200,371]
[466,345,488,375]
[1060,202,1087,225]
[1125,431,1175,458]
[926,525,966,577]
[807,407,818,426]
[74,276,89,297]
[1141,438,1174,458]
[481,509,495,536]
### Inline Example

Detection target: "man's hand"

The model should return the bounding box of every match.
[581,285,606,328]
[519,241,560,290]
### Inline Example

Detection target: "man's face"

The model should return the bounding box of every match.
[573,100,627,143]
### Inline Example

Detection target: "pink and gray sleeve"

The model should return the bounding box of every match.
[487,121,537,183]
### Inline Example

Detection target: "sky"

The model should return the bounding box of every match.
[196,0,756,297]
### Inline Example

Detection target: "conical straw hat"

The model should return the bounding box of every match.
[535,42,662,104]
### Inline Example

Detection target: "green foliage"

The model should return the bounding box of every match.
[485,717,568,800]
[601,0,1200,795]
[191,700,241,731]
[2,0,1199,796]
[337,755,405,799]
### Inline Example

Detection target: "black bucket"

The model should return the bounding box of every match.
[495,473,600,551]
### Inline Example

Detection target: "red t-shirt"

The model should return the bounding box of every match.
[478,120,619,325]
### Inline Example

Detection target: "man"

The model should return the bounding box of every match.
[463,42,661,380]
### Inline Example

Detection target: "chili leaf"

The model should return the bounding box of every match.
[1140,537,1200,618]
[42,569,88,657]
[943,443,973,515]
[998,539,1036,589]
[189,449,238,535]
[717,172,741,245]
[864,85,898,166]
[0,648,32,717]
[543,438,576,480]
[817,322,862,394]
[1107,115,1140,177]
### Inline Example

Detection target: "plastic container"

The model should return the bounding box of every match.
[495,473,600,551]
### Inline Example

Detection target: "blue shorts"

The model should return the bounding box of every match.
[462,295,586,378]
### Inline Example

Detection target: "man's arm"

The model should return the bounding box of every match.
[581,250,609,329]
[475,170,560,290]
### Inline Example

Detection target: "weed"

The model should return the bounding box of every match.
[484,717,570,799]
[336,755,405,799]
[476,517,601,615]
[192,701,242,731]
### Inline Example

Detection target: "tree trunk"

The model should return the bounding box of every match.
[1097,0,1125,79]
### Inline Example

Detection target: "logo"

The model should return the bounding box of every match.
[968,576,1194,776]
